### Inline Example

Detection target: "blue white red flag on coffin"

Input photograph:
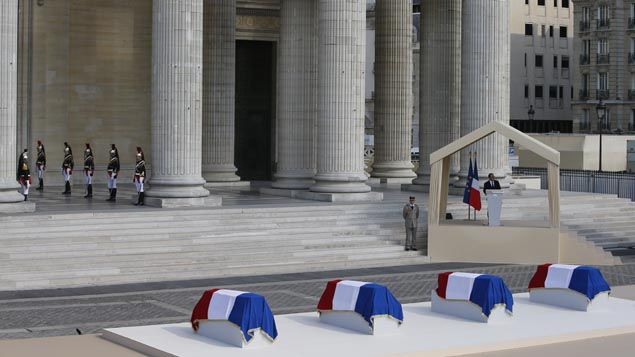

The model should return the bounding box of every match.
[470,156,482,211]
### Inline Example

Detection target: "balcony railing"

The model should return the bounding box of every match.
[580,54,590,65]
[628,89,635,100]
[629,18,635,30]
[629,53,635,64]
[579,89,590,100]
[597,89,610,100]
[549,98,563,109]
[579,20,591,32]
[579,121,591,131]
[597,18,610,29]
[597,53,610,64]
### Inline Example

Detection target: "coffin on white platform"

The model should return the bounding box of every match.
[317,280,403,335]
[432,272,514,323]
[528,264,612,311]
[190,289,278,348]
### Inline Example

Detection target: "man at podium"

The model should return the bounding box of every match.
[483,173,501,195]
[484,173,502,226]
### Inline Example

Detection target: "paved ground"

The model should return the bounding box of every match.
[1,262,635,341]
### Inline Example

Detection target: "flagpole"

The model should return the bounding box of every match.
[473,151,478,221]
[467,151,471,220]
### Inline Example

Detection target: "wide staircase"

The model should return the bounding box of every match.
[0,204,427,291]
[447,193,635,264]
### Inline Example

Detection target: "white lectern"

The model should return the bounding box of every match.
[486,190,503,226]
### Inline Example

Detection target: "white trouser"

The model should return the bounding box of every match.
[37,166,45,179]
[107,174,117,189]
[135,177,145,193]
[84,171,93,185]
[62,168,72,182]
[21,180,30,195]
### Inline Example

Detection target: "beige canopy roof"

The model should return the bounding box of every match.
[429,121,560,165]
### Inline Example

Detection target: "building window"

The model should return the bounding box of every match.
[535,85,544,98]
[559,86,564,99]
[581,109,590,130]
[561,55,569,68]
[553,55,558,68]
[597,5,610,28]
[562,0,569,8]
[525,0,529,4]
[525,23,533,36]
[602,110,611,130]
[559,26,568,38]
[524,85,529,98]
[598,72,608,90]
[535,54,543,68]
[538,0,545,6]
[549,25,554,37]
[554,0,558,7]
[549,86,558,98]
[597,39,609,54]
[524,53,527,67]
[541,25,547,37]
[630,110,635,131]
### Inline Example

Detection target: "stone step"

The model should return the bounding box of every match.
[4,255,431,291]
[0,245,417,277]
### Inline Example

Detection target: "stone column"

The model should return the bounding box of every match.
[271,0,317,190]
[455,0,510,186]
[371,0,415,181]
[146,0,211,204]
[411,0,461,189]
[0,0,26,208]
[306,0,380,200]
[202,0,241,184]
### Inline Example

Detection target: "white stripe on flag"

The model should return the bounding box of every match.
[446,273,482,300]
[470,178,480,191]
[208,289,245,320]
[545,264,579,289]
[333,280,368,311]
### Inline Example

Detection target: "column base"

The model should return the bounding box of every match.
[271,177,315,190]
[371,161,416,180]
[0,201,36,213]
[310,175,371,194]
[367,177,416,185]
[140,195,222,208]
[0,189,26,204]
[259,187,306,198]
[295,190,384,203]
[203,169,241,183]
[146,177,210,199]
[204,181,251,188]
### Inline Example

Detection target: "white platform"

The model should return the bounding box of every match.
[319,311,401,335]
[102,293,635,357]
[430,291,512,323]
[530,289,610,311]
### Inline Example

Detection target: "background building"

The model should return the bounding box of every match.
[510,0,575,133]
[573,0,635,133]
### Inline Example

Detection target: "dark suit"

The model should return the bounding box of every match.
[483,180,501,195]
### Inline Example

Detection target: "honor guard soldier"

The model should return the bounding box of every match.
[17,149,32,201]
[35,140,46,191]
[83,143,95,198]
[106,144,120,202]
[133,147,146,206]
[61,142,74,195]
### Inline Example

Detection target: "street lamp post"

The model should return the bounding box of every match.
[596,99,607,172]
[528,105,535,120]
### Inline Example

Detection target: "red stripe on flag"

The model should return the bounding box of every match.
[528,264,552,290]
[190,288,221,331]
[317,279,342,310]
[469,188,481,211]
[436,272,453,299]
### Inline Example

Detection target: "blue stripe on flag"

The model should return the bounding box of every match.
[568,266,611,300]
[469,275,514,317]
[354,283,404,327]
[227,293,278,342]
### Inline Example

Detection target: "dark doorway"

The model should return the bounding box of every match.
[235,40,275,181]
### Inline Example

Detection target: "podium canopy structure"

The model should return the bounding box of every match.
[427,122,614,265]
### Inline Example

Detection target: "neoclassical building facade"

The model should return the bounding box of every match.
[0,0,510,208]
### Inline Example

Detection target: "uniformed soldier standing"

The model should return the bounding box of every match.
[402,196,420,251]
[35,140,46,191]
[17,149,31,201]
[83,143,95,198]
[106,144,120,202]
[133,147,146,206]
[61,142,74,195]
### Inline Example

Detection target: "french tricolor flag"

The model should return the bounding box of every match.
[528,264,611,300]
[191,289,278,342]
[462,157,482,211]
[436,272,513,317]
[317,280,403,326]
